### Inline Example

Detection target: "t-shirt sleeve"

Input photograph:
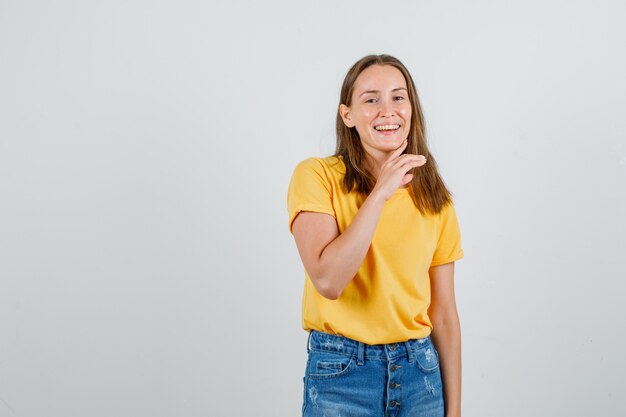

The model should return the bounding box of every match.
[287,158,336,234]
[430,203,465,267]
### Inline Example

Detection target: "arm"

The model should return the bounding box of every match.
[291,192,386,300]
[291,140,426,300]
[428,261,462,417]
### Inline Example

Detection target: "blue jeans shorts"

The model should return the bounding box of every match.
[302,330,444,417]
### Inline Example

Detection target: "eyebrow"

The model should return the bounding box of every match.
[359,87,407,97]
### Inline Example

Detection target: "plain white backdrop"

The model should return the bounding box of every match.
[1,0,625,416]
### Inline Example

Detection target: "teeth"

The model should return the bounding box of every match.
[374,125,400,131]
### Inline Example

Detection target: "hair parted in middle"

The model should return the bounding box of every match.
[334,54,453,215]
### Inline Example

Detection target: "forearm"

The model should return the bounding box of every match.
[430,314,462,417]
[316,191,386,299]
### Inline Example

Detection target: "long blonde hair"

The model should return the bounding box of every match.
[335,54,453,215]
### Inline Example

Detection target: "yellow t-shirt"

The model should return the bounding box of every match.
[287,155,464,345]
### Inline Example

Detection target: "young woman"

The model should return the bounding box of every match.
[287,54,464,417]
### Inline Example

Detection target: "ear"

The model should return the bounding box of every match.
[339,104,355,128]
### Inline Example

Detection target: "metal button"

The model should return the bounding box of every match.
[390,381,401,389]
[390,364,401,371]
[389,401,400,407]
[388,344,398,351]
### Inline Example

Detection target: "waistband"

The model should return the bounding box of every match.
[307,330,433,364]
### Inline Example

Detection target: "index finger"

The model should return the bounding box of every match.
[388,140,409,160]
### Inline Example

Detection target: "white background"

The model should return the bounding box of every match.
[1,0,625,416]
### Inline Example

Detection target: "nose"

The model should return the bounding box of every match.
[379,99,395,117]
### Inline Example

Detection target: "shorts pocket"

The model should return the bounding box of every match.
[306,350,356,380]
[414,344,440,374]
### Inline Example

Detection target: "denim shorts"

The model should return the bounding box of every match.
[302,330,444,417]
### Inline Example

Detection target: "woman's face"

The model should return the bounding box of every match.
[340,65,412,158]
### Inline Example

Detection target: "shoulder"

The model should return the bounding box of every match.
[432,201,457,221]
[436,201,462,233]
[292,155,345,177]
[439,201,455,214]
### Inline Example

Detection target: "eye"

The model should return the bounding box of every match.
[365,98,377,103]
[394,96,405,101]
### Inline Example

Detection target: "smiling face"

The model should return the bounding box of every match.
[339,64,412,161]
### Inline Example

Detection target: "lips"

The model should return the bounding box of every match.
[374,124,400,131]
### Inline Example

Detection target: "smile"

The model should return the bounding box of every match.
[374,124,400,131]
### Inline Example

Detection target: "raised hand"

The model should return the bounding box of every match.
[372,140,427,201]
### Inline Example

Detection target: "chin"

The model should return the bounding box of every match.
[379,136,405,147]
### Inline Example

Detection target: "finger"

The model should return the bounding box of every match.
[396,159,426,175]
[387,140,408,162]
[396,154,425,163]
[391,154,424,170]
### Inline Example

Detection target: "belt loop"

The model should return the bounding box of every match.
[404,341,414,363]
[307,330,313,353]
[357,341,365,366]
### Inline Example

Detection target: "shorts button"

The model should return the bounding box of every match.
[390,364,401,371]
[390,400,400,407]
[390,381,401,388]
[389,344,398,351]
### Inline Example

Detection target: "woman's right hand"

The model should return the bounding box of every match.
[371,140,427,201]
[292,140,424,300]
